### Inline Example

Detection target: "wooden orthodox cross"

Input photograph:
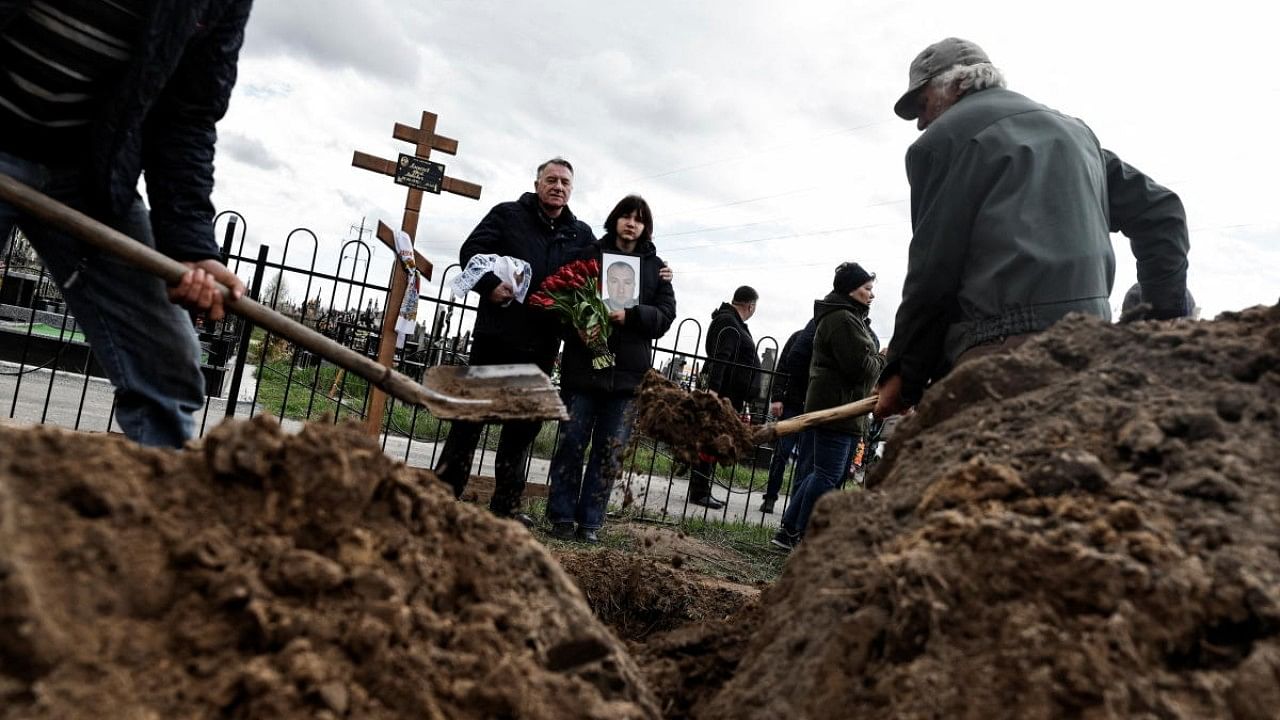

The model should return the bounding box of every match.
[352,111,482,436]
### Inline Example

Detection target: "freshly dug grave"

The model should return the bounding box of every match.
[556,549,760,719]
[0,417,658,719]
[558,550,752,642]
[694,304,1280,719]
[633,371,754,465]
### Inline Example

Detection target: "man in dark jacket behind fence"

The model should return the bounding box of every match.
[434,157,595,526]
[689,285,763,510]
[0,0,253,447]
[876,38,1191,419]
[759,316,816,514]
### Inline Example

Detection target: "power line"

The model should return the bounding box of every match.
[663,220,900,253]
[626,120,890,183]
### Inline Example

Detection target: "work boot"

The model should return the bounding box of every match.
[689,494,725,510]
[758,497,776,514]
[549,522,576,541]
[576,527,601,544]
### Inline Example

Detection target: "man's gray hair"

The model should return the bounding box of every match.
[931,62,1006,96]
[536,157,574,177]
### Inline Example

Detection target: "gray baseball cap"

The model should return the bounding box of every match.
[894,37,990,120]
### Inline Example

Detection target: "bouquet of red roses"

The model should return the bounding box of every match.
[527,258,615,369]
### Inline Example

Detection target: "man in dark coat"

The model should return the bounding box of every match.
[0,0,252,447]
[434,157,595,526]
[690,285,762,510]
[876,38,1191,419]
[760,317,816,514]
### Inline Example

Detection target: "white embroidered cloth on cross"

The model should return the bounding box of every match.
[393,229,420,349]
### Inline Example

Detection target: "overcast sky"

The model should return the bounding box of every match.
[211,0,1279,356]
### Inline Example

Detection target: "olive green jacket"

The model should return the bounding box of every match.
[804,293,886,435]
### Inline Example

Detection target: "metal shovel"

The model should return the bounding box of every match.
[0,173,568,422]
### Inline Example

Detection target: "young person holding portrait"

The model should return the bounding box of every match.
[546,195,676,542]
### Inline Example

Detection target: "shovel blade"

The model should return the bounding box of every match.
[420,364,568,422]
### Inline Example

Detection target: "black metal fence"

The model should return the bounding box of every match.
[0,214,875,529]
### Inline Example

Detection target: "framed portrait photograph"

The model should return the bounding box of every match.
[600,253,642,312]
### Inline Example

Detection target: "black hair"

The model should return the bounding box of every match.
[732,285,759,304]
[603,194,654,244]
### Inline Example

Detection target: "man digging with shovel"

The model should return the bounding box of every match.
[0,1,253,448]
[875,38,1192,420]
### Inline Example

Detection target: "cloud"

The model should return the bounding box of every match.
[218,132,287,172]
[205,0,1279,351]
[240,0,420,83]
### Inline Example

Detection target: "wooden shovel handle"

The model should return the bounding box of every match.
[752,394,878,444]
[0,172,446,408]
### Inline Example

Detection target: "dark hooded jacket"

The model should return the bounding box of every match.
[0,0,254,261]
[805,292,885,435]
[770,318,816,409]
[460,192,596,370]
[559,234,676,395]
[704,302,762,407]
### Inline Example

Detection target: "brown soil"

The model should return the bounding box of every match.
[690,304,1280,719]
[554,545,760,720]
[5,301,1280,720]
[558,550,752,643]
[634,371,754,465]
[0,416,658,719]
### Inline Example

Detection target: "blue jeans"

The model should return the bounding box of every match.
[0,152,204,447]
[763,403,812,502]
[547,390,635,530]
[781,427,856,537]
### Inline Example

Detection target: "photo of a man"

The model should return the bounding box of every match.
[602,254,641,311]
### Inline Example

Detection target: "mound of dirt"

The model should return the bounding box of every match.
[634,371,754,465]
[0,417,658,719]
[558,550,751,643]
[696,304,1280,719]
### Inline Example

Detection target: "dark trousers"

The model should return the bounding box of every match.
[764,402,812,502]
[435,419,543,515]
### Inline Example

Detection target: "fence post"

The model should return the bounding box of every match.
[224,244,269,419]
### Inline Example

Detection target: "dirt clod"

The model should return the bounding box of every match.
[0,416,658,719]
[634,371,754,465]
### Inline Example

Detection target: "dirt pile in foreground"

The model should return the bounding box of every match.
[634,371,754,465]
[0,417,658,719]
[694,304,1280,719]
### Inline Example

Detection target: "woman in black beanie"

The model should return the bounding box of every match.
[772,262,886,551]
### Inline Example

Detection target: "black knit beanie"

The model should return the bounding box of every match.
[833,262,874,294]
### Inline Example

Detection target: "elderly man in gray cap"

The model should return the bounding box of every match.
[875,38,1192,418]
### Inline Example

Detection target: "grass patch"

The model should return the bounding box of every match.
[675,516,787,585]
